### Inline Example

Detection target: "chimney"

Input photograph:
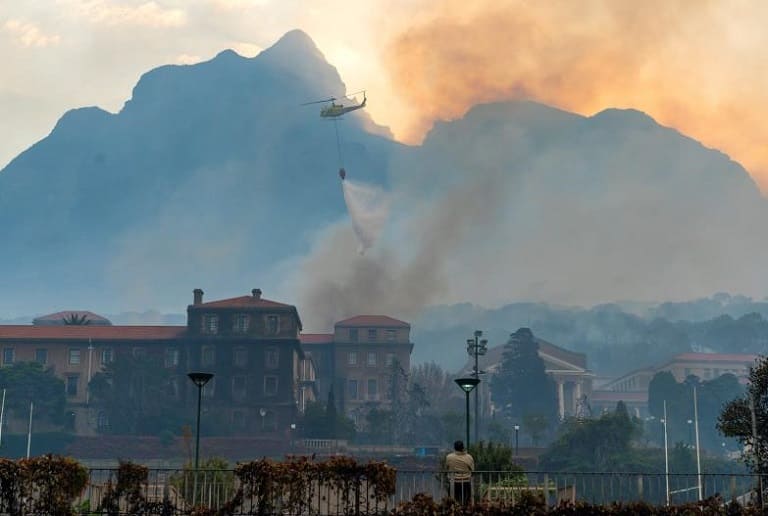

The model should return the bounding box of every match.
[193,288,204,305]
[252,288,262,300]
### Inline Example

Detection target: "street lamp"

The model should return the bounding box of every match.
[259,407,267,431]
[455,377,480,448]
[466,331,488,442]
[513,424,520,457]
[187,372,214,470]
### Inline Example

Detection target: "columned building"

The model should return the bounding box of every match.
[470,329,594,420]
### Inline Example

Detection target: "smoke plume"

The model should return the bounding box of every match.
[341,178,390,253]
[383,0,768,191]
[297,173,507,330]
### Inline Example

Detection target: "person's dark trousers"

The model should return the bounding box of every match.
[453,481,471,504]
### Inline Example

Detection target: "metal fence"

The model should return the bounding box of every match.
[69,468,766,515]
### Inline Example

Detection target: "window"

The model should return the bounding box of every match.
[367,329,377,341]
[261,410,277,431]
[69,348,81,365]
[66,375,79,397]
[164,347,179,368]
[385,353,395,367]
[203,314,219,334]
[367,379,378,400]
[348,352,357,366]
[265,347,279,369]
[264,375,278,396]
[3,348,14,365]
[348,379,358,400]
[133,347,147,359]
[233,347,248,367]
[101,348,114,364]
[201,346,215,366]
[266,315,280,335]
[232,410,246,430]
[349,328,359,342]
[232,375,247,400]
[203,378,216,399]
[367,352,377,367]
[233,313,250,333]
[166,377,180,399]
[385,329,397,342]
[35,348,48,365]
[97,411,110,431]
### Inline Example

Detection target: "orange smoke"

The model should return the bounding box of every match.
[384,0,768,191]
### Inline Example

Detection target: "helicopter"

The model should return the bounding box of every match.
[302,90,366,118]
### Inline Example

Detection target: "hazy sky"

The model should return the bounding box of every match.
[2,1,768,190]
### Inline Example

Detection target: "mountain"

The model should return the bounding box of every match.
[2,30,768,324]
[0,30,399,314]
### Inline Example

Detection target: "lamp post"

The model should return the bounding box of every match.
[662,401,670,506]
[687,419,693,448]
[187,372,214,470]
[514,424,520,457]
[466,331,488,443]
[455,377,480,448]
[259,407,267,431]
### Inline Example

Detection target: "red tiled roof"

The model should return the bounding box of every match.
[334,315,410,328]
[300,333,334,344]
[0,325,186,340]
[192,296,293,309]
[671,353,758,363]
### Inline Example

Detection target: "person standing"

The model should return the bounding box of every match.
[446,440,474,504]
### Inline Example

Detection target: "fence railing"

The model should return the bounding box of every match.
[69,468,767,514]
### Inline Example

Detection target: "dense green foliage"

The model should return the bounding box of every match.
[299,400,356,440]
[718,355,768,473]
[491,328,558,439]
[648,371,743,451]
[88,353,186,436]
[0,362,65,424]
[541,402,641,471]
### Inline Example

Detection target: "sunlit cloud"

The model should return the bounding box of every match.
[230,41,261,57]
[3,19,61,48]
[65,1,188,28]
[175,53,202,64]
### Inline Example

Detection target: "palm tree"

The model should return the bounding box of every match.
[62,313,91,325]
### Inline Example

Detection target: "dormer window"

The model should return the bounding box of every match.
[233,313,250,333]
[266,315,280,335]
[203,314,219,334]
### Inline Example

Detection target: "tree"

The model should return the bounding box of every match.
[61,313,91,325]
[0,362,65,424]
[88,353,185,435]
[491,328,558,427]
[540,401,642,472]
[718,355,768,473]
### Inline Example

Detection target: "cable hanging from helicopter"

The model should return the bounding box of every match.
[301,90,367,180]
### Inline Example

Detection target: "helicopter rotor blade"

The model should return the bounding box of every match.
[300,97,335,106]
[346,90,366,98]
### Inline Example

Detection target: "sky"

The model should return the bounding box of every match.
[3,1,768,191]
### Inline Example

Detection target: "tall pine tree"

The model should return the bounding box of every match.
[491,328,558,426]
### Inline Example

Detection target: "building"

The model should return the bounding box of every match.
[0,289,315,436]
[300,315,413,427]
[591,352,758,417]
[469,329,595,420]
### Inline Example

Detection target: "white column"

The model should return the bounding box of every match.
[557,380,565,419]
